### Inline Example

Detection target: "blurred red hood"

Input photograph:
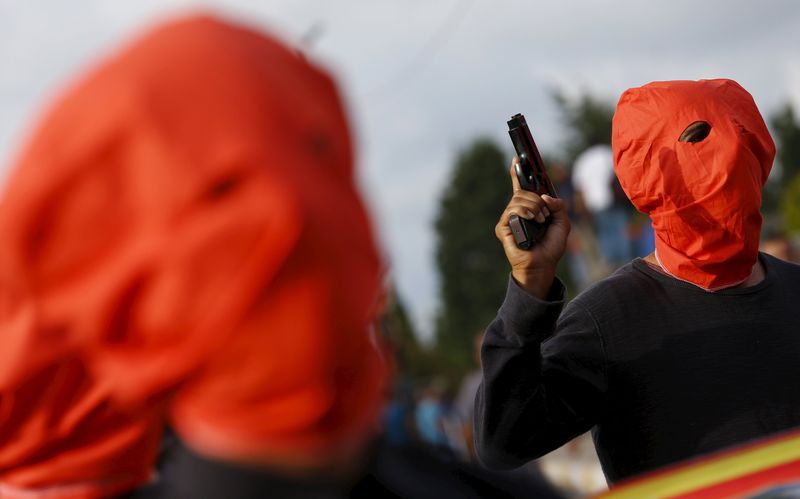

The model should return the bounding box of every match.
[0,13,385,494]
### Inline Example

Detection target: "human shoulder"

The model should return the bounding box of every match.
[570,260,651,303]
[761,252,800,287]
[561,259,664,331]
[762,251,800,269]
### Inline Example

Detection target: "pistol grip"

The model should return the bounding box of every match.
[509,214,549,250]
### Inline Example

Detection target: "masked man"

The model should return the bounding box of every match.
[0,15,386,498]
[475,79,800,484]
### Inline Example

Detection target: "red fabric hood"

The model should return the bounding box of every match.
[0,14,385,495]
[612,79,775,290]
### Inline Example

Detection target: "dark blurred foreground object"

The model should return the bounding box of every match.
[597,427,800,498]
[0,13,385,497]
[131,438,565,499]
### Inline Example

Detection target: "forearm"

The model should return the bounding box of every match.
[474,276,565,468]
[474,277,607,469]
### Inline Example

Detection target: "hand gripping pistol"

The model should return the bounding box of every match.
[506,113,558,250]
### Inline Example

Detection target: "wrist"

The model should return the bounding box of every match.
[511,266,557,300]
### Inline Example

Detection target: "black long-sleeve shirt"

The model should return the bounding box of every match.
[475,253,800,483]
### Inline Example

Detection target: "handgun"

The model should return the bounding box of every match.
[507,113,557,250]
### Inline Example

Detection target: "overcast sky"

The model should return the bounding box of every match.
[2,0,799,342]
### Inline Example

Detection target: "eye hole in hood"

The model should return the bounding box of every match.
[678,121,712,143]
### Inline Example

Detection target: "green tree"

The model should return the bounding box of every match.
[380,286,442,383]
[552,90,615,162]
[433,139,511,378]
[768,103,800,223]
[782,174,800,235]
[771,104,800,184]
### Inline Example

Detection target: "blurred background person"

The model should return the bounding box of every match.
[547,161,592,294]
[453,331,485,462]
[413,377,455,457]
[571,143,632,277]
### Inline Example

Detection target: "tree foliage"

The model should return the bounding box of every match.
[771,104,800,183]
[433,139,511,377]
[782,174,800,235]
[380,287,444,383]
[768,103,800,227]
[552,90,615,162]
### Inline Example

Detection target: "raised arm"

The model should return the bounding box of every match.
[474,157,607,469]
[474,277,608,469]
